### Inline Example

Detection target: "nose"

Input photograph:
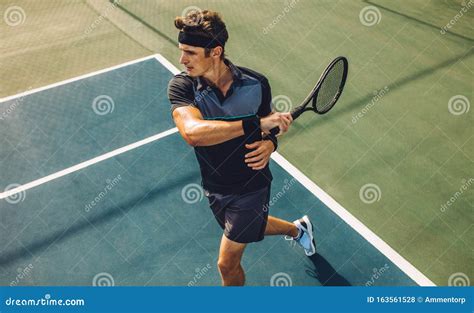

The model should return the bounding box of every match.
[179,52,188,65]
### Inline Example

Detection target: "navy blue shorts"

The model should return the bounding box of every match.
[205,186,270,244]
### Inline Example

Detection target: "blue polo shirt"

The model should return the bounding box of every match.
[167,59,276,194]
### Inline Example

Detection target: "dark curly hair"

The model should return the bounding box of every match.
[174,9,228,59]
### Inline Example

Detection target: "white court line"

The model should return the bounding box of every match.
[150,54,436,286]
[159,53,435,286]
[0,54,161,103]
[0,127,178,199]
[1,54,180,199]
[154,54,181,75]
[271,152,436,286]
[2,52,436,286]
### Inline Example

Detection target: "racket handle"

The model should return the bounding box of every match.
[291,105,305,119]
[268,106,305,136]
[269,126,280,137]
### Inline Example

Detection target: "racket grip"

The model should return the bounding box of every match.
[291,106,305,119]
[268,106,305,136]
[269,126,280,137]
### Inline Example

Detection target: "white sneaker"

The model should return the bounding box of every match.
[286,215,316,256]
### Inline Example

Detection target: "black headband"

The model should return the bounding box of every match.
[178,31,223,48]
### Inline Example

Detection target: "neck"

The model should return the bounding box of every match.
[201,59,232,89]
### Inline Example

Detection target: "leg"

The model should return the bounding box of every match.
[264,215,299,237]
[217,234,247,286]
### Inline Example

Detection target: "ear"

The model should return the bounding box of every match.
[212,46,223,58]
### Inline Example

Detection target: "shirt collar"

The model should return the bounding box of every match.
[195,59,243,91]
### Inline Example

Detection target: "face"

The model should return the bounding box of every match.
[178,43,212,77]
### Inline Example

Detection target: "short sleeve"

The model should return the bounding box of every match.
[257,77,272,117]
[167,73,196,113]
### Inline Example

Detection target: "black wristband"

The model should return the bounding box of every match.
[242,116,261,138]
[266,134,278,151]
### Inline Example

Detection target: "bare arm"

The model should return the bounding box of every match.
[172,106,292,147]
[172,106,244,146]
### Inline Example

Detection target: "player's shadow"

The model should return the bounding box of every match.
[0,171,200,267]
[305,253,351,286]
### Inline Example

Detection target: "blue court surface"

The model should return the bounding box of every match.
[0,55,434,286]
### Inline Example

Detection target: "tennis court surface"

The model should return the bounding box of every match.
[0,55,433,286]
[1,0,472,288]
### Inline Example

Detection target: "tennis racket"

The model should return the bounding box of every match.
[270,56,348,135]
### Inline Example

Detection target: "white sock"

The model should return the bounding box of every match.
[293,226,302,240]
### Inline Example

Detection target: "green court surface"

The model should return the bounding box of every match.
[0,0,472,286]
[1,56,421,286]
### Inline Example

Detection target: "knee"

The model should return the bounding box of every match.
[217,259,239,276]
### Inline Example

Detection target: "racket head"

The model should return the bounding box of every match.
[311,56,348,114]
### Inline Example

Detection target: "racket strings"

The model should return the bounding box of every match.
[314,60,345,113]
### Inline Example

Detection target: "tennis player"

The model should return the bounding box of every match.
[167,10,316,286]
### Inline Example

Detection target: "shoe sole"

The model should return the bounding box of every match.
[302,215,316,256]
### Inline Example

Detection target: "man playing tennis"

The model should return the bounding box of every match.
[167,9,316,286]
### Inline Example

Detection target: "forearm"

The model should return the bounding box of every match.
[184,119,244,146]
